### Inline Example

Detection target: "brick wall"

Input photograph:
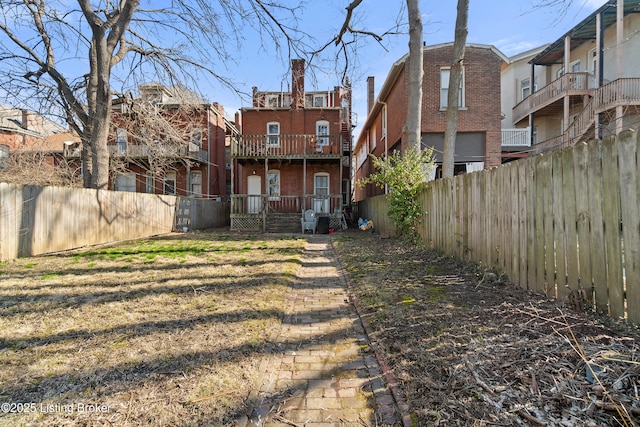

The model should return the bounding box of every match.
[109,104,228,197]
[421,45,502,133]
[238,163,340,196]
[241,109,343,136]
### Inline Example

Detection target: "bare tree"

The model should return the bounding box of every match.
[0,149,81,187]
[110,90,211,184]
[313,0,405,82]
[0,1,307,189]
[442,0,469,178]
[326,0,420,153]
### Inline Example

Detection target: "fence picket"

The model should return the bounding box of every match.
[587,141,608,313]
[573,143,594,299]
[602,136,625,318]
[562,148,580,294]
[358,131,638,322]
[617,130,640,323]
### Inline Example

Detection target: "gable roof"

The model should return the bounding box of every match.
[356,43,508,151]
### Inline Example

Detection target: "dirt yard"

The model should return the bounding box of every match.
[333,230,640,426]
[2,229,639,427]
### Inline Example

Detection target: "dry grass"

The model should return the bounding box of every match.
[334,231,640,426]
[0,231,306,426]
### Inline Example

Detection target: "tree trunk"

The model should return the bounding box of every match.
[81,132,92,188]
[405,0,423,154]
[442,0,469,178]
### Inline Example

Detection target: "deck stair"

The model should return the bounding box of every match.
[265,213,302,233]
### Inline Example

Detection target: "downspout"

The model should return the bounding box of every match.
[264,158,268,232]
[207,107,211,197]
[596,10,604,140]
[563,35,570,146]
[615,0,623,135]
[529,63,535,146]
[381,101,389,195]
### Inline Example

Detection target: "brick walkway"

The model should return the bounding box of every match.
[237,235,400,427]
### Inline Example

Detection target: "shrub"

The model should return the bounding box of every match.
[358,147,435,241]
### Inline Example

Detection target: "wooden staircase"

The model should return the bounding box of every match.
[265,213,302,233]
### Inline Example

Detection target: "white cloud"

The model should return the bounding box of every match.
[492,38,544,56]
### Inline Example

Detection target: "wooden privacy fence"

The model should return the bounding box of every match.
[360,130,640,323]
[0,184,230,260]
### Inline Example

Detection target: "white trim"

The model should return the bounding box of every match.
[440,66,465,109]
[316,120,329,147]
[266,121,280,146]
[164,172,176,195]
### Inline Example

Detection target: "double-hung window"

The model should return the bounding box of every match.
[116,128,127,155]
[164,172,176,195]
[440,67,465,109]
[267,122,280,146]
[521,78,531,101]
[316,120,329,147]
[190,128,202,152]
[190,171,202,196]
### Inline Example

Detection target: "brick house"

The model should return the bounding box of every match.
[231,59,353,232]
[0,105,80,180]
[507,0,640,154]
[353,43,507,202]
[64,84,238,198]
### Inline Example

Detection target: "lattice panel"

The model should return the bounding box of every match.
[231,217,263,231]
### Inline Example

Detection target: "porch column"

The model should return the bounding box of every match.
[303,158,307,211]
[595,10,604,140]
[529,62,536,146]
[563,35,570,146]
[616,0,624,135]
[263,159,268,232]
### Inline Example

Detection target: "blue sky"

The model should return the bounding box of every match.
[204,0,608,136]
[0,0,608,134]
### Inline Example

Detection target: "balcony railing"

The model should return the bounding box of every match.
[64,144,208,162]
[593,78,640,112]
[231,194,342,215]
[513,72,595,123]
[501,128,531,147]
[531,78,640,155]
[233,134,344,158]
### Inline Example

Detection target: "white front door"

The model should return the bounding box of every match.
[313,173,330,213]
[247,175,262,214]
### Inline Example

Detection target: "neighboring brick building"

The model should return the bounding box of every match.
[232,59,353,232]
[64,84,238,198]
[0,105,80,182]
[353,43,507,202]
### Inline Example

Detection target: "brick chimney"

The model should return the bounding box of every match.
[366,76,375,113]
[21,109,29,130]
[291,59,305,110]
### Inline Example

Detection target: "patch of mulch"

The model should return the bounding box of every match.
[333,230,640,427]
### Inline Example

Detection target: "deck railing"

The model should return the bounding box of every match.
[593,78,640,112]
[513,72,595,123]
[532,78,640,154]
[501,128,531,147]
[301,195,343,215]
[64,144,208,162]
[233,134,343,158]
[231,194,342,215]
